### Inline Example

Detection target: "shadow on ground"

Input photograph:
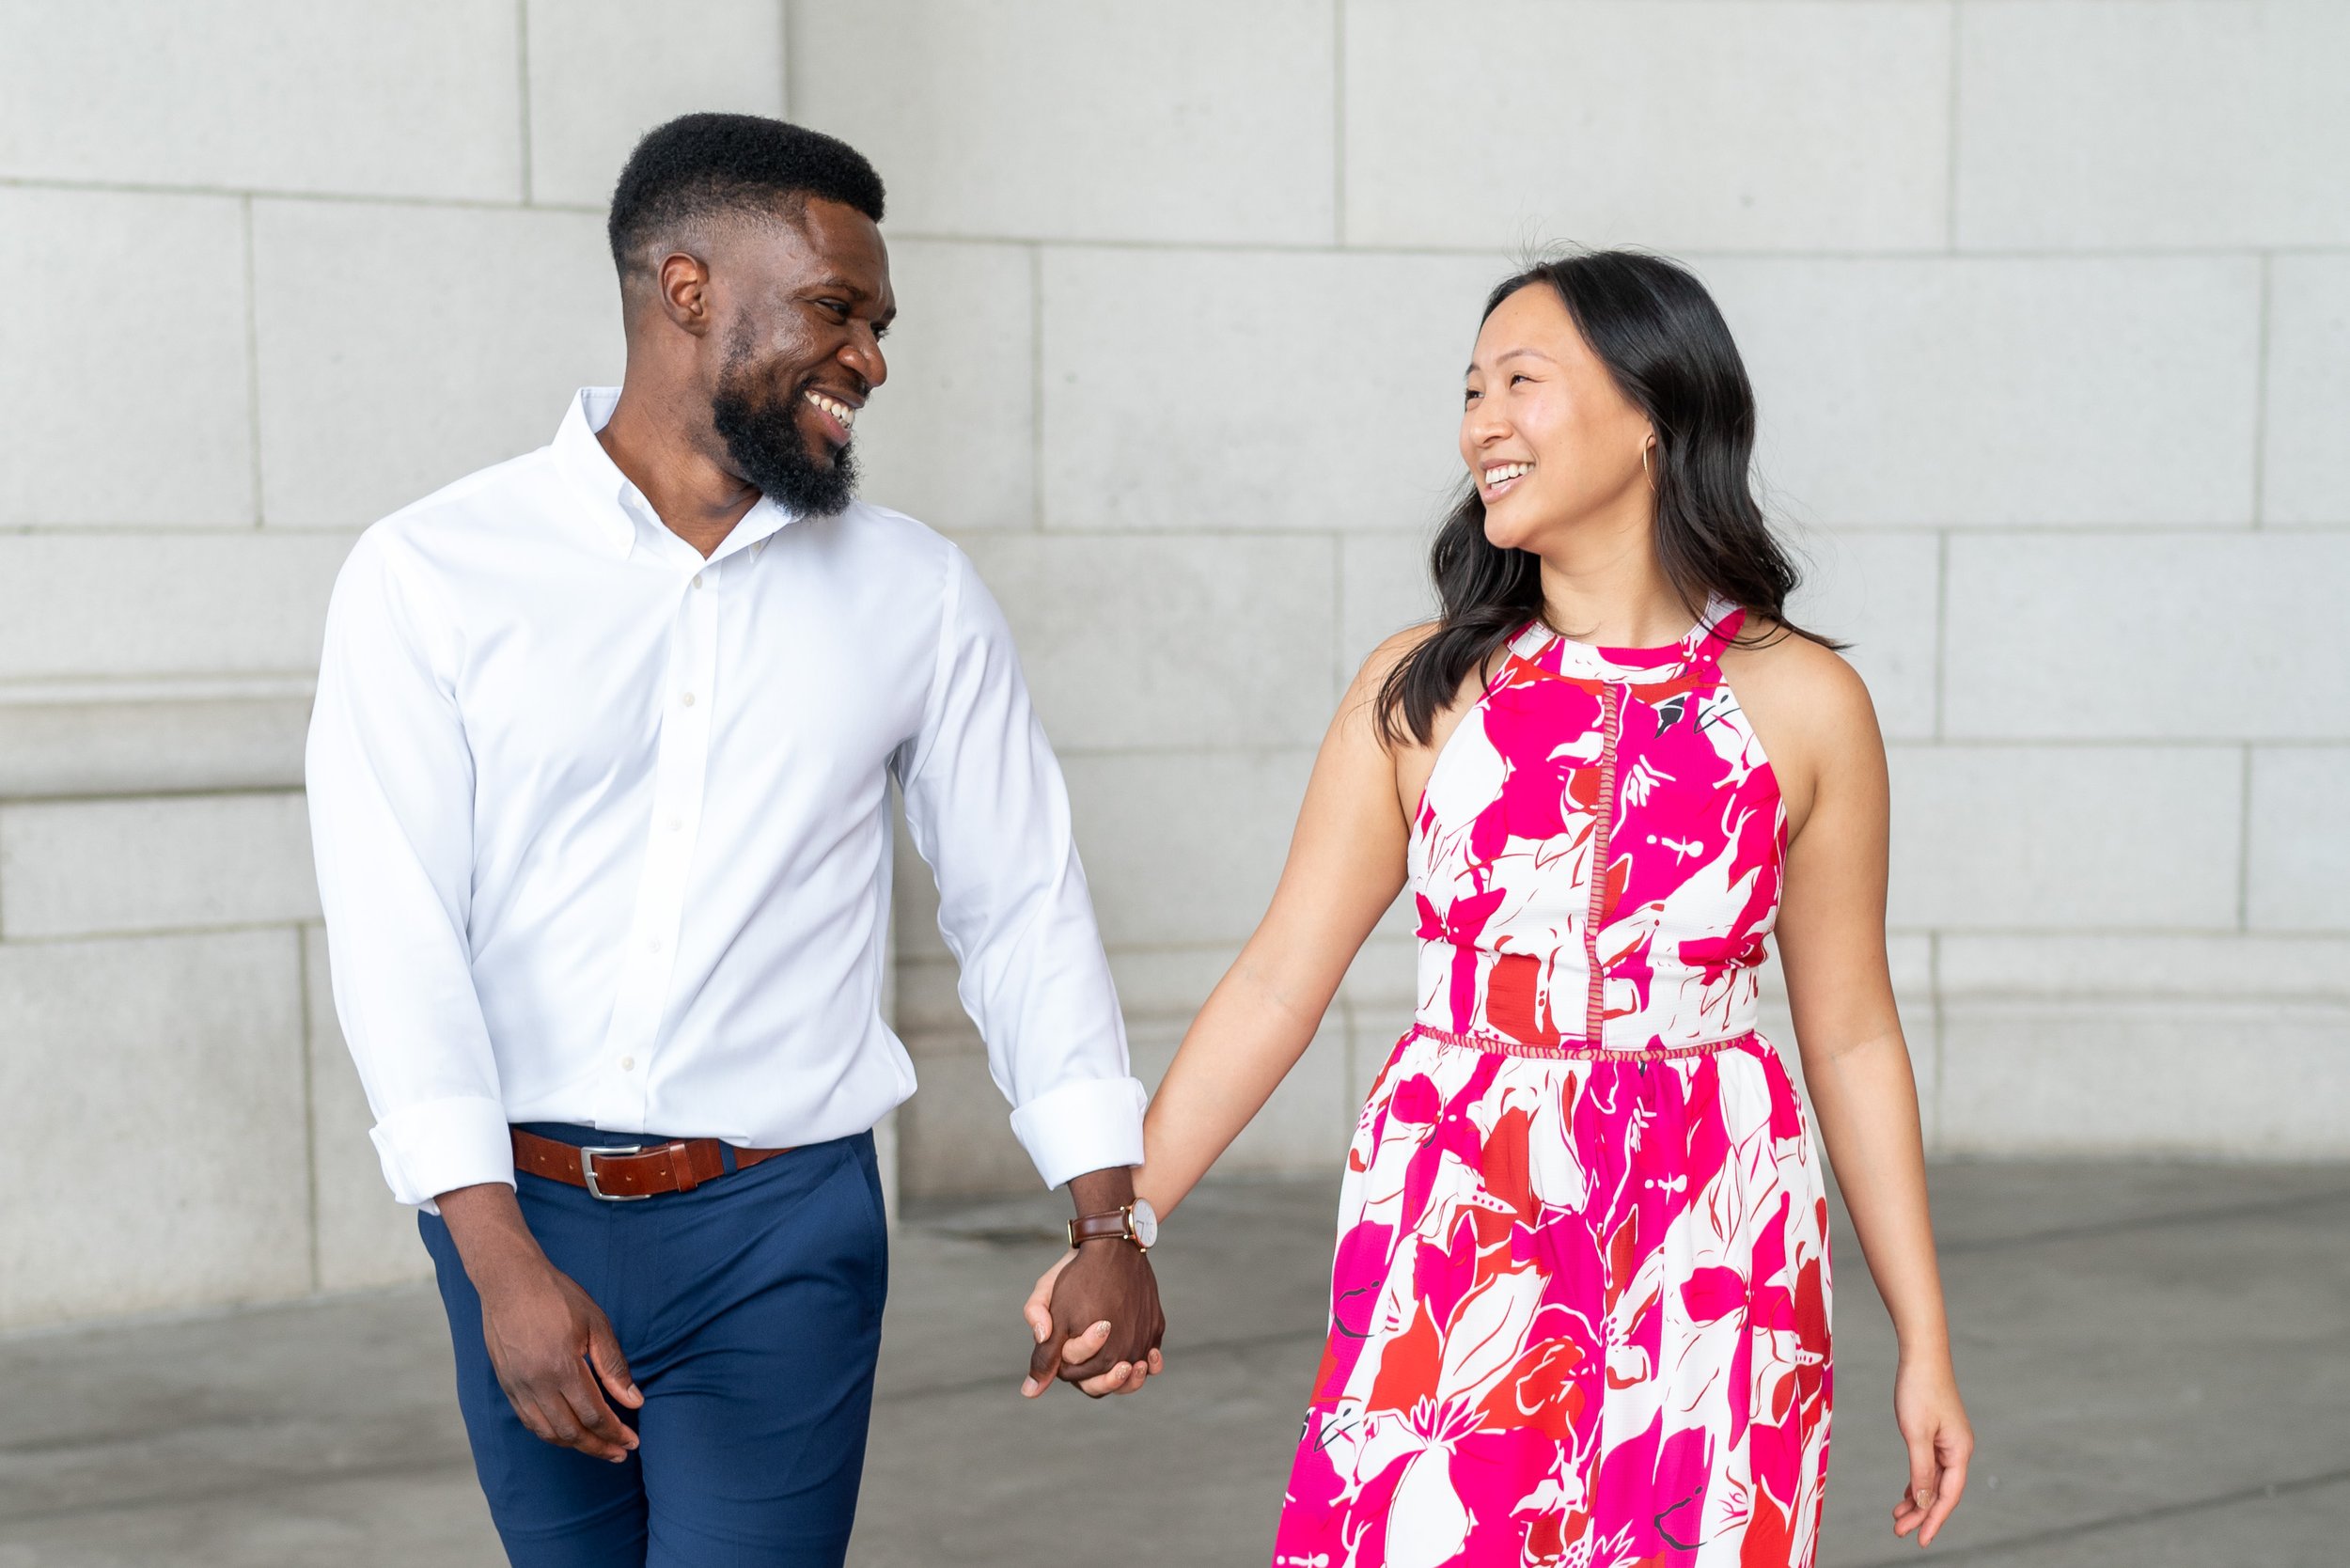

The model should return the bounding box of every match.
[2,1162,2344,1565]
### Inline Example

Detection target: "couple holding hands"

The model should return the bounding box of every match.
[309,114,1970,1568]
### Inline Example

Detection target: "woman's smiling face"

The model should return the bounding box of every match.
[1459,282,1655,554]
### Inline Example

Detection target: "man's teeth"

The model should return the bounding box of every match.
[1484,462,1532,485]
[804,389,857,429]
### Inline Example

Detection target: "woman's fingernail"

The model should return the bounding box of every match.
[1091,1320,1112,1335]
[1034,1321,1049,1342]
[1020,1378,1037,1396]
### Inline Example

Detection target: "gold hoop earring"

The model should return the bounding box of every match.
[1641,443,1656,490]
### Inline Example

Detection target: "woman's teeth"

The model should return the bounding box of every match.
[1483,461,1532,488]
[804,389,857,429]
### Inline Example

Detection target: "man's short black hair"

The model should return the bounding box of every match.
[607,113,885,280]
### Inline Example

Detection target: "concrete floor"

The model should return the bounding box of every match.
[2,1162,2345,1566]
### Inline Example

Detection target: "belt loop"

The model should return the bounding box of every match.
[666,1141,699,1194]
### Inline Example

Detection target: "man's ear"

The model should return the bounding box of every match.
[655,250,715,337]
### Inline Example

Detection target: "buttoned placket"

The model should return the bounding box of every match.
[589,507,727,1126]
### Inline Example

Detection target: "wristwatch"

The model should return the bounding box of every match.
[1067,1197,1158,1252]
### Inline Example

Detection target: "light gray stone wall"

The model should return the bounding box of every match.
[2,2,2342,1325]
[0,0,781,1331]
[815,0,2350,1192]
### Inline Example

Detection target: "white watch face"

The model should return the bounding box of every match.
[1130,1198,1159,1248]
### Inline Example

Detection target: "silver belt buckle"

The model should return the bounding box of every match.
[579,1143,651,1201]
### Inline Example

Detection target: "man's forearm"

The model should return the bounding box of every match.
[1064,1164,1136,1218]
[435,1182,553,1290]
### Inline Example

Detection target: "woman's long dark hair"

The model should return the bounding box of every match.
[1375,250,1838,748]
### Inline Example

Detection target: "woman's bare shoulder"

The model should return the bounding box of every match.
[1354,620,1443,691]
[1716,617,1883,780]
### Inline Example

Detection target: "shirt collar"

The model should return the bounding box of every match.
[549,387,803,564]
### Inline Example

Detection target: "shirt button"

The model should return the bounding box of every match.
[646,937,662,953]
[619,1056,635,1072]
[667,816,683,832]
[681,692,697,707]
[692,574,704,589]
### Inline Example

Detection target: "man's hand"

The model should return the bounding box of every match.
[1018,1165,1165,1400]
[1022,1245,1164,1398]
[437,1184,644,1462]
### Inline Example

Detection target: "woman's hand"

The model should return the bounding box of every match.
[1891,1355,1972,1546]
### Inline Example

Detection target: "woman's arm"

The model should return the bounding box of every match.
[1751,644,1973,1548]
[1022,637,1427,1398]
[1134,640,1424,1219]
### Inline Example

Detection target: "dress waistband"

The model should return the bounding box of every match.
[1408,1022,1759,1062]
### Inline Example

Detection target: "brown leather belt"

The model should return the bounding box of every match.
[512,1128,791,1201]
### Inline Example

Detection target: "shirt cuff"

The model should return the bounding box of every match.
[1009,1075,1148,1190]
[368,1095,516,1210]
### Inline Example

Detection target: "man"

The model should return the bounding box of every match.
[307,114,1160,1567]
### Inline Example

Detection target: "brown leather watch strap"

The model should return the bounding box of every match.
[1067,1207,1137,1248]
[511,1128,790,1200]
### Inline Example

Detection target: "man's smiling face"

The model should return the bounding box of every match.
[703,197,895,516]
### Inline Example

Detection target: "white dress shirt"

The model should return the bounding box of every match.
[307,388,1145,1207]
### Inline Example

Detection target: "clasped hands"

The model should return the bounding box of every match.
[1019,1238,1167,1401]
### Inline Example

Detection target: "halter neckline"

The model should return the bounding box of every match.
[1510,595,1744,682]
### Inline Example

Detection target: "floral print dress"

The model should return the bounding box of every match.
[1272,604,1833,1568]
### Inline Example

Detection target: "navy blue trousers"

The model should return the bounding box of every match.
[421,1126,887,1567]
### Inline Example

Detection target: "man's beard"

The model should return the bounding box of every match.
[710,354,858,517]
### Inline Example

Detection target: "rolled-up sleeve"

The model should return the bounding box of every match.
[306,532,510,1208]
[895,547,1146,1188]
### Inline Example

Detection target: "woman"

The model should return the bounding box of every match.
[1033,251,1971,1564]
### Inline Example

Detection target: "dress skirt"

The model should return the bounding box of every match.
[1271,1027,1832,1568]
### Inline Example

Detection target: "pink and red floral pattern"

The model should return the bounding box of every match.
[1273,605,1832,1567]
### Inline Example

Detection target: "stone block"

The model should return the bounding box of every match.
[1061,749,1318,951]
[0,930,309,1330]
[306,925,432,1291]
[1783,527,1940,742]
[524,0,786,207]
[891,953,968,1041]
[1956,1,2350,249]
[1126,1015,1354,1177]
[252,201,622,528]
[0,791,316,940]
[1944,532,2350,741]
[857,242,1037,531]
[895,1040,1050,1198]
[1041,247,1502,532]
[1886,745,2242,931]
[1704,256,2262,527]
[1340,933,1421,1020]
[1938,997,2350,1158]
[2263,256,2350,524]
[0,188,252,527]
[0,697,310,801]
[0,531,354,682]
[1940,932,2350,1002]
[1340,531,1441,668]
[962,533,1338,752]
[2247,747,2350,933]
[1346,0,1950,251]
[790,0,1335,244]
[0,0,522,200]
[1104,946,1244,1028]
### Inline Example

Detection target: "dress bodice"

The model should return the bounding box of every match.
[1409,599,1786,1052]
